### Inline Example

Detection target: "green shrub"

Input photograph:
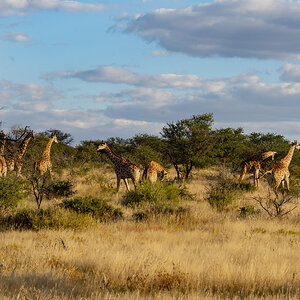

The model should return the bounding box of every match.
[207,178,238,211]
[288,177,300,197]
[207,174,256,211]
[45,180,75,199]
[61,196,123,221]
[0,177,27,210]
[237,181,256,192]
[122,181,188,217]
[2,207,93,230]
[122,181,181,207]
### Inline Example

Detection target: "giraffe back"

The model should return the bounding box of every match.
[113,157,141,181]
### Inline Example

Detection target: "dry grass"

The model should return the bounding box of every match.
[0,165,300,299]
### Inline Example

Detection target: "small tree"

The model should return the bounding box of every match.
[161,113,215,180]
[253,194,297,217]
[41,129,74,145]
[30,174,49,209]
[0,177,26,210]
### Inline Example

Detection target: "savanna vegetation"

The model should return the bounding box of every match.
[0,114,299,299]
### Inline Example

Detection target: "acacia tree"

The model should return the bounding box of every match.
[213,127,247,167]
[41,129,74,145]
[129,134,167,168]
[161,113,215,180]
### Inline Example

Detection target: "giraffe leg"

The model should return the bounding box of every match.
[131,177,138,190]
[254,169,259,187]
[16,162,23,178]
[286,177,290,194]
[239,165,248,183]
[116,175,121,193]
[49,168,53,181]
[280,180,285,196]
[124,179,130,191]
[273,182,280,198]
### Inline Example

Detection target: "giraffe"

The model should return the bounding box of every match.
[97,141,141,192]
[34,133,58,180]
[239,150,277,187]
[6,130,35,177]
[260,141,300,197]
[0,130,7,177]
[143,160,168,183]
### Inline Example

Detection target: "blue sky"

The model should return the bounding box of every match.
[0,0,299,144]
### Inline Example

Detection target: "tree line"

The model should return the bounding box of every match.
[4,113,299,180]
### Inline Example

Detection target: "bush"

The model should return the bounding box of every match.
[207,184,236,211]
[45,180,75,199]
[237,181,256,192]
[122,181,188,217]
[207,174,256,211]
[288,177,300,197]
[122,181,181,207]
[2,207,93,230]
[207,177,238,211]
[0,177,27,210]
[60,196,123,221]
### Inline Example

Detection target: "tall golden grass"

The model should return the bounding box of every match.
[0,166,299,299]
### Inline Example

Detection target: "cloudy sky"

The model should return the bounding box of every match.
[0,0,300,144]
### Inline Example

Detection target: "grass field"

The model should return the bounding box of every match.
[0,166,299,299]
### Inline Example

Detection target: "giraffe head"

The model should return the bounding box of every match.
[97,141,108,152]
[52,133,58,143]
[28,130,35,139]
[291,140,300,150]
[160,169,168,181]
[270,151,277,160]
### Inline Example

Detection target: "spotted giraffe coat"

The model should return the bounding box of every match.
[97,142,141,192]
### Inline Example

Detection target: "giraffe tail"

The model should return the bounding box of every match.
[258,170,272,179]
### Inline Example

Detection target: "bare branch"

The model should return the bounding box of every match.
[0,126,30,142]
[253,196,273,217]
[281,205,298,216]
[253,194,298,217]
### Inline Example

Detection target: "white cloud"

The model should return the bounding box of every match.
[0,0,106,16]
[2,31,32,42]
[3,67,300,143]
[43,66,226,92]
[0,106,164,143]
[0,79,61,110]
[125,0,300,59]
[279,64,300,82]
[151,50,171,56]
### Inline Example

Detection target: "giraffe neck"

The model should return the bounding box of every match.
[0,133,5,155]
[17,133,32,159]
[259,151,273,161]
[280,145,296,167]
[103,145,125,167]
[42,138,54,159]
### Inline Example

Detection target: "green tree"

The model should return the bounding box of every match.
[42,129,74,145]
[161,113,215,179]
[213,127,247,166]
[129,134,167,168]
